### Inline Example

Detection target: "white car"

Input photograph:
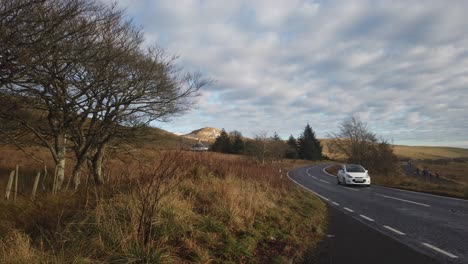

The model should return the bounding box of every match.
[337,164,371,186]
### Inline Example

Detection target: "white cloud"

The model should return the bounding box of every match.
[110,0,468,148]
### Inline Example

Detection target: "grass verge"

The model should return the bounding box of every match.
[0,150,327,263]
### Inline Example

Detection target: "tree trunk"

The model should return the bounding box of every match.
[55,144,66,190]
[92,146,106,185]
[71,153,87,189]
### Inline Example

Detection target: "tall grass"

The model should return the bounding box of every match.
[0,149,326,263]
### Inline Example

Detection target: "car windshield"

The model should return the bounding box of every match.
[346,164,366,173]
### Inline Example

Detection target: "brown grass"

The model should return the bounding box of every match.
[320,138,468,160]
[392,145,468,160]
[0,146,327,263]
[411,161,468,184]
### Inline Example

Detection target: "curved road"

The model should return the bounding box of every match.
[289,164,468,264]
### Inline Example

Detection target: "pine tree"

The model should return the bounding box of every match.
[287,135,297,148]
[211,129,232,153]
[298,124,322,160]
[230,130,244,154]
[285,135,299,159]
[272,132,281,141]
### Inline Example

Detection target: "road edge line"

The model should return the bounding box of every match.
[359,214,375,222]
[383,225,406,235]
[421,243,458,259]
[287,171,330,201]
[376,194,431,207]
[322,165,338,178]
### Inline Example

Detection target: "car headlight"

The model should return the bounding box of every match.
[346,174,353,178]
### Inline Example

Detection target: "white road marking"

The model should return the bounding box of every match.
[311,176,318,180]
[287,172,330,201]
[322,166,338,178]
[383,225,406,235]
[422,243,459,258]
[331,202,340,206]
[376,185,468,202]
[343,186,359,192]
[344,207,354,212]
[320,179,330,184]
[310,192,330,201]
[376,194,430,207]
[359,215,375,222]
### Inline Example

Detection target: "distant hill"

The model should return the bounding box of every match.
[319,138,468,160]
[392,145,468,160]
[132,126,198,149]
[183,127,221,142]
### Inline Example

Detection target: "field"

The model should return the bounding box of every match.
[392,145,468,160]
[0,144,327,263]
[320,138,468,160]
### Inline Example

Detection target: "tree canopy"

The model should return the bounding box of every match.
[298,124,323,160]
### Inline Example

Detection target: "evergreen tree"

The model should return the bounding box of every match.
[211,129,232,153]
[230,130,244,154]
[285,135,299,159]
[298,124,323,160]
[272,132,281,141]
[287,135,297,148]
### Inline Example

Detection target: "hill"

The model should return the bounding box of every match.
[183,127,221,142]
[392,145,468,160]
[319,138,468,160]
[132,126,198,149]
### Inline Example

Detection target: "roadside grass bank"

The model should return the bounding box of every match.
[325,164,468,199]
[0,148,327,263]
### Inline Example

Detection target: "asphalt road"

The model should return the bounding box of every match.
[289,164,468,264]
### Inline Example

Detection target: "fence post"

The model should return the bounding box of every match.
[5,170,15,200]
[14,165,19,202]
[32,172,41,200]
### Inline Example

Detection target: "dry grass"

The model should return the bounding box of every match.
[371,174,468,199]
[392,145,468,160]
[0,147,327,263]
[320,138,468,160]
[411,161,468,184]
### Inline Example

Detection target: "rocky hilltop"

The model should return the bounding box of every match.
[183,127,221,142]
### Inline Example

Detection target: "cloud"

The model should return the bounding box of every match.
[105,0,468,148]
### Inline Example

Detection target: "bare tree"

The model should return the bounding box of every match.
[328,117,377,163]
[244,133,287,164]
[0,0,111,190]
[68,45,208,187]
[328,116,398,175]
[269,133,289,162]
[1,0,209,190]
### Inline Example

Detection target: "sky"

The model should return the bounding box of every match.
[106,0,468,148]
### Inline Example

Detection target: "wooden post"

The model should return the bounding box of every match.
[32,172,41,200]
[5,170,15,200]
[14,165,19,202]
